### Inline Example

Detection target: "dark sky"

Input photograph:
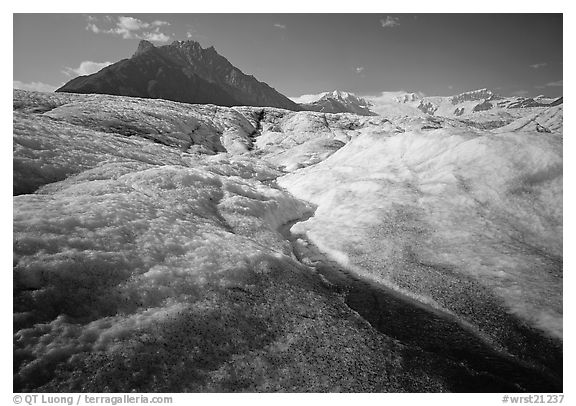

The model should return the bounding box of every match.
[13,13,563,97]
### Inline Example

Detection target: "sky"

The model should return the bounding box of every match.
[13,13,563,98]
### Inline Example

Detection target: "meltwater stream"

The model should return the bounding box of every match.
[278,216,563,393]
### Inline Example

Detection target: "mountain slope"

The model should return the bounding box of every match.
[297,90,377,116]
[57,40,301,110]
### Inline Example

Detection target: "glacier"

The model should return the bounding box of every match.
[13,89,562,392]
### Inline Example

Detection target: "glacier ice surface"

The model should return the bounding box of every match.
[12,89,563,392]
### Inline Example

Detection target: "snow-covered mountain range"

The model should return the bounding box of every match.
[394,88,563,118]
[293,88,563,118]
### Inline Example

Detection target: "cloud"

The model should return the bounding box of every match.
[274,23,286,29]
[86,22,101,34]
[86,15,172,43]
[355,66,365,74]
[529,62,548,69]
[63,61,113,77]
[112,16,171,40]
[142,32,171,42]
[546,80,563,87]
[151,20,170,27]
[380,16,400,28]
[13,80,57,92]
[116,16,145,33]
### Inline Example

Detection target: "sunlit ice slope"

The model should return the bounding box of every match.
[14,90,470,392]
[279,108,563,369]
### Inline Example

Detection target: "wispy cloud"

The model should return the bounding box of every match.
[86,22,101,34]
[143,32,171,42]
[355,66,365,74]
[273,23,286,29]
[529,62,548,69]
[86,15,172,43]
[13,80,57,92]
[63,61,113,77]
[380,16,400,28]
[546,80,563,87]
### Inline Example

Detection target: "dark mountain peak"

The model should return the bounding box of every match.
[160,40,224,66]
[133,40,156,57]
[57,38,300,111]
[204,45,218,54]
[172,39,201,46]
[168,40,209,56]
[170,39,201,49]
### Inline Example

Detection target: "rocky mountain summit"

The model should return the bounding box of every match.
[57,40,301,110]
